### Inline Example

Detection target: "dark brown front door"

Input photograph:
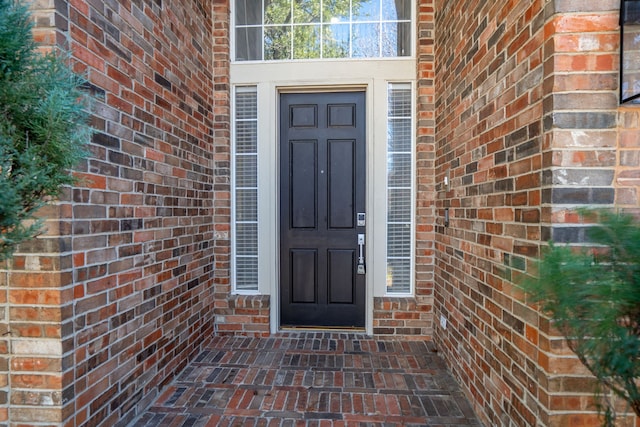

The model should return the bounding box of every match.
[280,91,366,328]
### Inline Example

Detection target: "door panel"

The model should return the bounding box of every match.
[290,140,317,229]
[328,139,355,229]
[328,249,356,304]
[328,104,355,127]
[290,249,317,303]
[280,91,366,328]
[291,105,317,128]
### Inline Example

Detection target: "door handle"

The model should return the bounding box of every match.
[357,234,365,275]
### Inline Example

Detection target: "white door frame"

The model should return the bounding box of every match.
[230,60,416,335]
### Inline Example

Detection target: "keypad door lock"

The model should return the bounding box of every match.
[357,233,365,275]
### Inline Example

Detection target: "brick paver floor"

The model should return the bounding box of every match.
[134,333,483,426]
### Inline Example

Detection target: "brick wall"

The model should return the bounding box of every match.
[545,2,620,244]
[372,0,436,339]
[11,0,640,425]
[0,3,77,425]
[433,0,638,425]
[0,204,69,426]
[433,3,546,424]
[6,1,219,425]
[543,2,634,424]
[207,1,271,338]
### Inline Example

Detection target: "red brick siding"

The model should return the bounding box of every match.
[544,3,619,243]
[0,3,76,425]
[211,1,231,320]
[373,0,436,339]
[205,1,272,338]
[216,295,270,336]
[543,2,636,424]
[12,0,639,425]
[434,0,548,425]
[434,0,638,425]
[15,1,218,425]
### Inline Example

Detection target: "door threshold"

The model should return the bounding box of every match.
[280,326,366,333]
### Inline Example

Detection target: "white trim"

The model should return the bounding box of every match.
[257,82,276,298]
[410,79,417,298]
[231,59,415,86]
[230,57,416,334]
[371,77,388,302]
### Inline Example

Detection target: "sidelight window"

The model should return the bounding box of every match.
[385,82,413,294]
[234,0,412,61]
[233,86,259,292]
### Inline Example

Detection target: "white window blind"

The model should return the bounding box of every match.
[386,83,412,294]
[233,87,259,292]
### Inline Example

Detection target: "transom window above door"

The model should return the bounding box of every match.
[234,0,412,61]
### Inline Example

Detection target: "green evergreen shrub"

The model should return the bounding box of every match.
[523,210,640,425]
[0,0,91,262]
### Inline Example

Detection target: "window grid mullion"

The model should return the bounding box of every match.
[386,83,413,295]
[235,0,411,61]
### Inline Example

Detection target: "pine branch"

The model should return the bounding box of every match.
[523,209,640,424]
[0,1,92,262]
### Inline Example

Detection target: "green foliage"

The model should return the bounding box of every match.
[524,210,640,425]
[0,0,91,262]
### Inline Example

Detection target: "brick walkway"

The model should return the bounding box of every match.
[134,333,483,426]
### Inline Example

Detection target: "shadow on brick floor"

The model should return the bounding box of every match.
[133,333,483,426]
